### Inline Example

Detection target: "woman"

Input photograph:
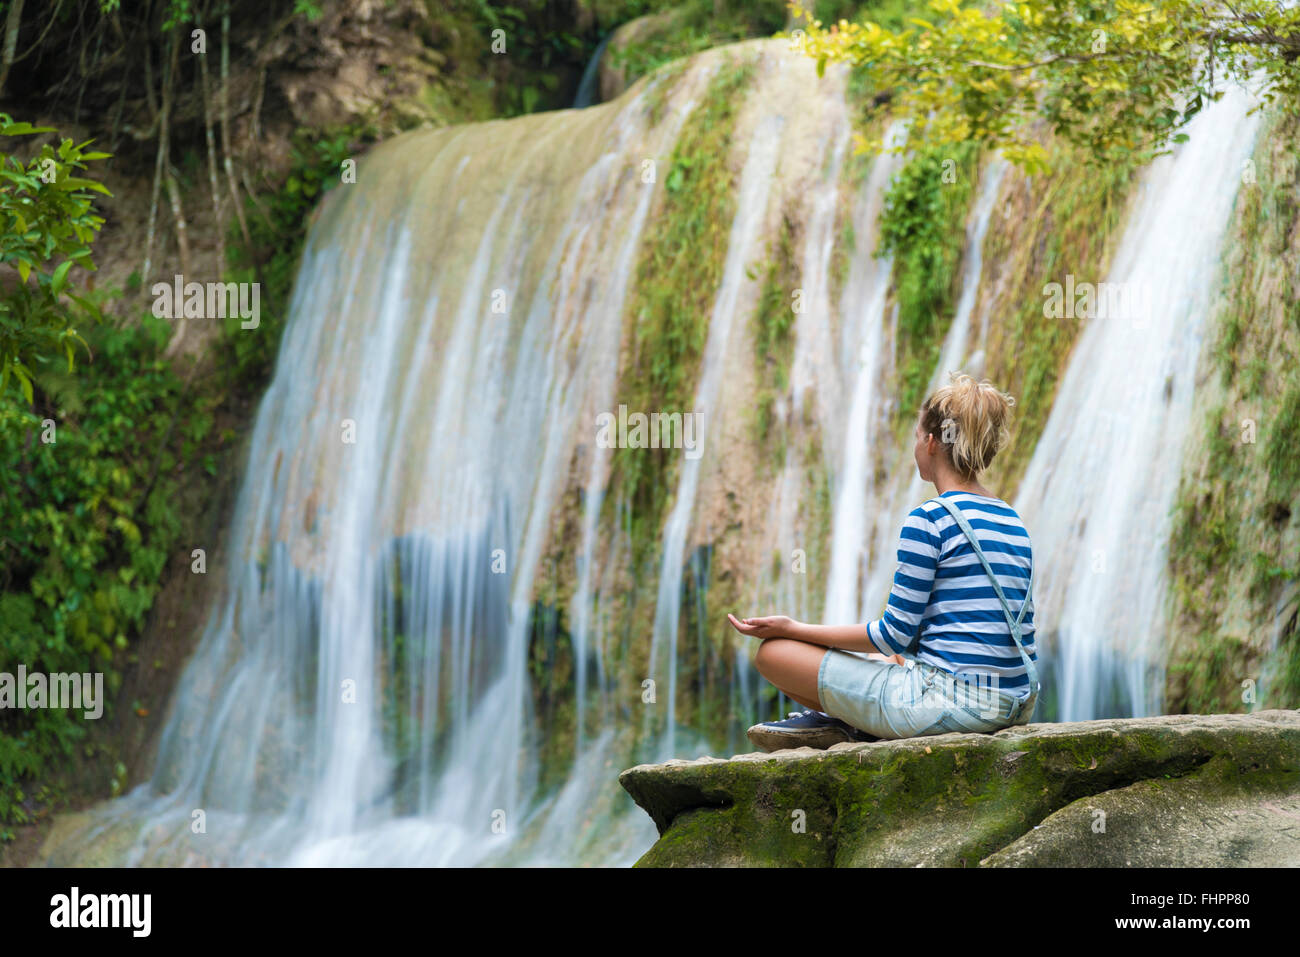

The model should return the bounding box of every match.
[727,372,1038,751]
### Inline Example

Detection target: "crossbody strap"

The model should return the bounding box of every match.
[934,495,1040,696]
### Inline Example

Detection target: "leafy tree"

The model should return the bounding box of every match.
[0,313,196,832]
[795,0,1300,171]
[0,116,110,402]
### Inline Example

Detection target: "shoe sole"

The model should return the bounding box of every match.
[746,725,855,753]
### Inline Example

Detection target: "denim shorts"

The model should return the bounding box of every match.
[817,649,1037,739]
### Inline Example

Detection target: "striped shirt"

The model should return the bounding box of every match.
[866,490,1037,697]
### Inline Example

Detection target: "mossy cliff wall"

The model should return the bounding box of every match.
[619,710,1300,866]
[1166,109,1300,715]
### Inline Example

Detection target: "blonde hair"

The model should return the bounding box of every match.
[918,372,1015,479]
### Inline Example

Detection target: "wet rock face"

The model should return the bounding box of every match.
[618,710,1300,867]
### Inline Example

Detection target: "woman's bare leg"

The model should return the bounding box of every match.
[753,638,827,711]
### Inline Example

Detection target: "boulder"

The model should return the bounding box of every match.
[618,710,1300,866]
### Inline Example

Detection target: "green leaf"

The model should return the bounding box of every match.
[13,364,33,404]
[51,260,73,296]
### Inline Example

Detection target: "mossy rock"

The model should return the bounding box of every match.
[619,710,1300,866]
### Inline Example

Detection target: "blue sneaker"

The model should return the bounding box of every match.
[746,709,878,752]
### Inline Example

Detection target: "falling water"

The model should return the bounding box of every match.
[822,122,907,625]
[646,110,785,755]
[44,41,898,867]
[1015,85,1262,721]
[39,40,1270,869]
[742,94,851,729]
[573,33,614,109]
[48,61,730,866]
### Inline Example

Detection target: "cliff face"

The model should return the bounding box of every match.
[619,710,1300,866]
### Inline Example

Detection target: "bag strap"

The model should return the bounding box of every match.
[933,495,1040,697]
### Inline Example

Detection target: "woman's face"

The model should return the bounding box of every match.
[914,421,935,483]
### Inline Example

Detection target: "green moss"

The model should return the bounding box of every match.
[751,208,800,455]
[1274,598,1300,706]
[625,715,1300,866]
[1169,631,1250,716]
[878,143,981,423]
[608,55,756,560]
[1166,108,1300,713]
[1265,381,1300,496]
[978,141,1139,492]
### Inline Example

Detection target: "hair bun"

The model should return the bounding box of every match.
[919,372,1015,478]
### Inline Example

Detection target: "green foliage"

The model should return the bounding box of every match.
[751,211,800,451]
[1264,381,1300,498]
[878,142,978,419]
[0,116,111,402]
[474,1,588,69]
[0,315,202,828]
[610,57,754,552]
[975,141,1137,488]
[798,0,1300,173]
[465,0,617,116]
[292,0,323,20]
[810,0,917,30]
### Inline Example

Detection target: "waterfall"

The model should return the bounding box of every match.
[54,63,721,867]
[646,112,785,757]
[40,36,1268,868]
[573,33,613,109]
[822,122,907,625]
[1015,85,1262,721]
[745,94,851,728]
[45,40,898,868]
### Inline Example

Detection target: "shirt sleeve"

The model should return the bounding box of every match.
[866,505,940,656]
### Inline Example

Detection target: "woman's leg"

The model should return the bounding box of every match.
[753,638,827,711]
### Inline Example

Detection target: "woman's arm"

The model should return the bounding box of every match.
[726,614,891,655]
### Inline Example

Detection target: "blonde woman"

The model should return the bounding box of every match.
[727,373,1039,751]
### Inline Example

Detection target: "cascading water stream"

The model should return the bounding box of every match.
[1015,85,1262,721]
[646,111,785,758]
[822,123,906,625]
[740,100,851,732]
[566,91,699,757]
[51,67,724,866]
[38,37,1270,869]
[573,33,614,109]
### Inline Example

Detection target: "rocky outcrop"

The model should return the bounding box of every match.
[619,710,1300,866]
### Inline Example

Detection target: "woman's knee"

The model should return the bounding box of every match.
[748,639,816,686]
[752,637,784,675]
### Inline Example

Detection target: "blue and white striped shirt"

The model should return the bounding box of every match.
[866,490,1037,696]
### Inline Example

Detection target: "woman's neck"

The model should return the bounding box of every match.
[934,470,994,498]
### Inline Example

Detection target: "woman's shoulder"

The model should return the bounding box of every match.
[916,491,1029,534]
[924,489,1019,513]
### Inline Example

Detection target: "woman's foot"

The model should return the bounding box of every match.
[746,709,878,752]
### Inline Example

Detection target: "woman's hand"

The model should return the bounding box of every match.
[727,613,798,639]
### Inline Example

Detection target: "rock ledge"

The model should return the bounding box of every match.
[618,711,1300,866]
